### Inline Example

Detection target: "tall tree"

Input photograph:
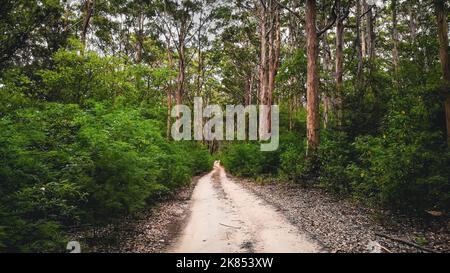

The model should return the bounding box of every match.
[305,0,337,155]
[81,0,95,50]
[306,0,319,155]
[258,0,281,135]
[156,0,201,119]
[335,0,349,125]
[392,0,399,75]
[434,0,450,146]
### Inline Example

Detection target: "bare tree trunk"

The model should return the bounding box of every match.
[166,45,174,140]
[392,0,399,74]
[135,11,144,64]
[434,0,450,147]
[409,2,419,62]
[167,89,172,139]
[306,0,320,155]
[267,2,281,131]
[81,0,95,51]
[409,3,417,44]
[175,15,187,120]
[365,1,374,60]
[361,1,367,59]
[259,1,269,137]
[322,31,333,129]
[176,46,185,119]
[335,0,344,125]
[356,0,363,77]
[289,94,293,131]
[196,10,204,97]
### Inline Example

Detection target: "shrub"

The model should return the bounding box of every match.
[318,130,353,194]
[278,132,307,181]
[0,101,211,252]
[220,142,264,177]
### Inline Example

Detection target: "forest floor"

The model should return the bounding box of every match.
[74,165,449,253]
[238,178,450,253]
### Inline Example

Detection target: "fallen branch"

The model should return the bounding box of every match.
[219,223,241,229]
[375,233,439,253]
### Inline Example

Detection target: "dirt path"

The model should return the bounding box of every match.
[167,164,323,253]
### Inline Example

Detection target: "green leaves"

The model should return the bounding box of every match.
[0,99,211,252]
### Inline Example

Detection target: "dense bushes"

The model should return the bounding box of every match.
[345,83,450,211]
[220,142,264,177]
[316,74,450,212]
[0,101,211,252]
[221,81,450,213]
[0,48,211,252]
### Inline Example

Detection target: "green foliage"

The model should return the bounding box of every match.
[0,47,211,252]
[220,142,264,177]
[0,101,211,252]
[317,130,353,194]
[0,69,32,115]
[278,132,307,181]
[318,72,450,212]
[347,83,450,211]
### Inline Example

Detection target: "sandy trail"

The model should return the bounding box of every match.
[167,164,323,253]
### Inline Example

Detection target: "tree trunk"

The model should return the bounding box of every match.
[267,3,281,132]
[409,3,417,44]
[81,0,94,51]
[322,31,333,129]
[176,46,185,119]
[434,0,450,146]
[135,11,144,64]
[175,15,187,120]
[365,1,374,60]
[392,0,399,74]
[409,2,419,62]
[167,89,172,139]
[306,0,320,155]
[361,1,367,59]
[335,0,344,125]
[356,0,363,77]
[166,45,174,140]
[259,1,269,138]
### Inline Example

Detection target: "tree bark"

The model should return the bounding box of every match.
[434,0,450,147]
[166,44,174,140]
[176,44,185,119]
[268,2,281,131]
[322,31,333,129]
[259,1,269,137]
[361,1,367,59]
[175,15,187,120]
[365,1,374,60]
[306,0,320,155]
[81,0,95,51]
[392,0,399,74]
[356,0,363,78]
[335,0,344,125]
[135,11,144,64]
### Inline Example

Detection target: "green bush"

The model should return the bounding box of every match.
[220,142,264,177]
[278,132,307,181]
[317,130,353,194]
[0,101,211,252]
[351,83,450,212]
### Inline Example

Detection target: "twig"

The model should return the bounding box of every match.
[273,0,302,20]
[379,245,392,253]
[375,233,440,253]
[219,223,241,229]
